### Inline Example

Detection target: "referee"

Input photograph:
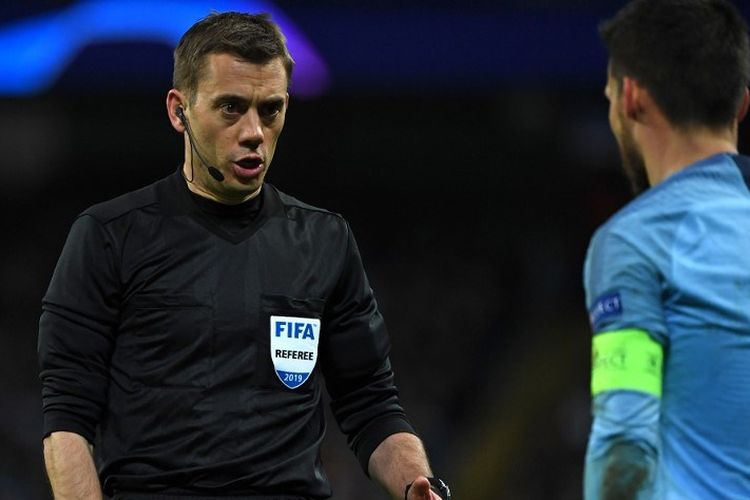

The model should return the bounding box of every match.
[38,12,449,500]
[584,1,750,498]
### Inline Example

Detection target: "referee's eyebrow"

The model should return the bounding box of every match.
[259,95,287,109]
[211,93,249,109]
[211,93,286,107]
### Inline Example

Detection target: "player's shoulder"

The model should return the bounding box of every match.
[593,159,715,244]
[589,153,746,258]
[81,174,167,225]
[586,188,672,276]
[591,192,654,248]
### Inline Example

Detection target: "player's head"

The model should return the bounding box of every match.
[600,0,750,194]
[600,0,749,130]
[173,12,295,104]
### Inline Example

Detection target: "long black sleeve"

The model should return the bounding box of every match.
[321,223,416,473]
[39,214,120,443]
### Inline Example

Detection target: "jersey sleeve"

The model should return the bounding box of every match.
[320,222,416,474]
[584,226,667,342]
[38,214,121,443]
[583,226,665,499]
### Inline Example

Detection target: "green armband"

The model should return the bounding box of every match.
[591,329,663,397]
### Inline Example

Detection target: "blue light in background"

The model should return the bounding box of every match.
[0,0,331,97]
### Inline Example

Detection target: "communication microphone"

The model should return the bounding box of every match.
[176,106,225,182]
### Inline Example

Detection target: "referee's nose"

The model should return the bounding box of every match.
[239,109,264,150]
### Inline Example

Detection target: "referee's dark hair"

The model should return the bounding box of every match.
[173,11,295,104]
[600,0,750,130]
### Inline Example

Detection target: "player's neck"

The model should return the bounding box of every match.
[642,125,738,186]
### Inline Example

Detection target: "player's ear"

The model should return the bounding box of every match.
[737,87,749,123]
[622,77,646,122]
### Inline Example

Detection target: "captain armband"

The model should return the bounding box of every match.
[591,329,663,397]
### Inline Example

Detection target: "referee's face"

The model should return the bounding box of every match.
[178,53,289,204]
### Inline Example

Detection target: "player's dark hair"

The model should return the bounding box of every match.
[600,0,750,129]
[173,12,294,103]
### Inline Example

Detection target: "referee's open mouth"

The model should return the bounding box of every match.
[233,157,264,179]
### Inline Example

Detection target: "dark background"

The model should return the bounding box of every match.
[1,1,749,499]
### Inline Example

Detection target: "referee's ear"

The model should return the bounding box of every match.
[166,89,188,133]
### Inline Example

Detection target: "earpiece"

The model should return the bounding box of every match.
[176,105,225,182]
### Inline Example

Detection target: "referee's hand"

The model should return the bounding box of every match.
[407,476,444,500]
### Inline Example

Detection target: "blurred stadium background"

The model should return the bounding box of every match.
[2,1,749,499]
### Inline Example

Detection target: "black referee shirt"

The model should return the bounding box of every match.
[38,169,415,498]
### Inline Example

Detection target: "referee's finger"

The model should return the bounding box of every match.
[408,476,439,500]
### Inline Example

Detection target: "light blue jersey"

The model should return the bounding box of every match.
[584,153,750,499]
